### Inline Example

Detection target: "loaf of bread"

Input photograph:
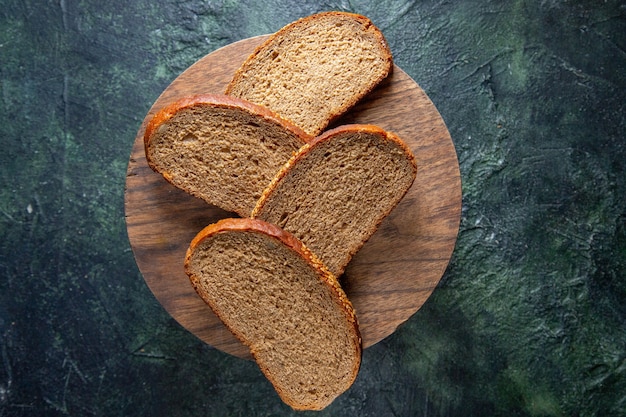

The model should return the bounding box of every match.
[143,94,311,217]
[252,124,417,277]
[225,11,393,136]
[184,218,361,410]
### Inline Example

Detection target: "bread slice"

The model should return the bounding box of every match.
[143,94,311,217]
[252,124,417,277]
[184,218,361,410]
[225,11,393,136]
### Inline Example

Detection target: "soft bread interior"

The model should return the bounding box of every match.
[146,99,306,216]
[226,12,391,136]
[253,126,416,276]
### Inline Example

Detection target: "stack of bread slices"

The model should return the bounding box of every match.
[143,11,417,411]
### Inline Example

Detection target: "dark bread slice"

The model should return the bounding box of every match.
[252,124,417,277]
[225,11,393,136]
[184,218,361,410]
[143,94,311,217]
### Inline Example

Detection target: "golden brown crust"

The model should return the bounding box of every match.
[225,12,393,136]
[144,93,312,161]
[186,217,303,261]
[184,218,362,410]
[253,124,417,218]
[225,12,392,95]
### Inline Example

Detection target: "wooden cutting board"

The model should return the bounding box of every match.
[125,35,461,359]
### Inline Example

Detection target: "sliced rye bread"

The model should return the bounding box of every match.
[184,218,361,410]
[143,94,311,217]
[252,124,417,277]
[225,11,393,136]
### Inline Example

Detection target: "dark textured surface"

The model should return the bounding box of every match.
[1,1,624,416]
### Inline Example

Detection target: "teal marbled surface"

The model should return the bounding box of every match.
[1,1,624,416]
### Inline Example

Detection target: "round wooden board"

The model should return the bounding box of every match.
[125,35,461,359]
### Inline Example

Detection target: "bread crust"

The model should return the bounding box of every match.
[225,12,393,136]
[185,218,362,410]
[143,93,312,166]
[252,124,417,276]
[254,124,417,214]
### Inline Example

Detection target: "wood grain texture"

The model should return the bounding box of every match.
[124,35,461,359]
